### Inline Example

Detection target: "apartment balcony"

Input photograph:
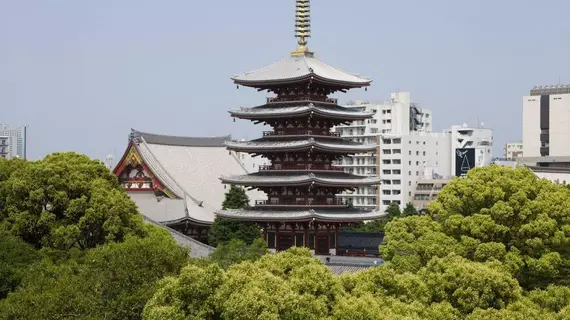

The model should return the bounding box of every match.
[263,130,341,137]
[254,199,350,208]
[259,164,345,172]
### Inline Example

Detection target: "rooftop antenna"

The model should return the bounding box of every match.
[291,0,313,57]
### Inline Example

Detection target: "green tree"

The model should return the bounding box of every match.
[208,185,261,246]
[381,165,570,289]
[144,248,341,320]
[402,202,419,217]
[0,224,188,320]
[386,202,402,219]
[209,238,268,269]
[0,232,40,299]
[221,185,250,210]
[0,152,145,250]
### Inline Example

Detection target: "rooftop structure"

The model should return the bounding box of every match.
[113,129,266,242]
[530,85,570,96]
[218,0,383,255]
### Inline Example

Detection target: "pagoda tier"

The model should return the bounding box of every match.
[225,137,376,154]
[232,54,371,93]
[230,101,373,122]
[221,172,380,188]
[216,208,382,222]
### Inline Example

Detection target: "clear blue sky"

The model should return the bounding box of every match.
[1,0,569,161]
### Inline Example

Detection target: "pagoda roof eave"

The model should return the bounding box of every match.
[215,208,386,222]
[229,105,374,120]
[224,139,377,153]
[231,55,372,90]
[219,173,381,187]
[232,74,371,90]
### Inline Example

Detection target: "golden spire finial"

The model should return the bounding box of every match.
[291,0,313,57]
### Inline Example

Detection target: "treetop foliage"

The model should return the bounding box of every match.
[382,165,570,289]
[0,152,145,250]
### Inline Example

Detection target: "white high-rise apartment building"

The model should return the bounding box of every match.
[0,125,27,159]
[523,85,570,157]
[336,92,493,212]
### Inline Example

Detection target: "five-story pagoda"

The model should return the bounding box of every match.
[217,0,384,255]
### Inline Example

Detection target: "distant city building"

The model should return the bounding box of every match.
[504,142,523,160]
[412,178,451,211]
[335,92,493,212]
[0,136,9,158]
[523,85,570,157]
[446,124,493,177]
[0,125,27,159]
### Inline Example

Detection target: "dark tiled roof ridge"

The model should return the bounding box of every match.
[131,129,231,147]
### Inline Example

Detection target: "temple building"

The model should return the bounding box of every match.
[113,129,266,242]
[216,0,384,255]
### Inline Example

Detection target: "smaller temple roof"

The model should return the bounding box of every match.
[230,102,374,120]
[232,55,372,88]
[216,208,385,222]
[134,130,229,147]
[225,137,376,153]
[220,172,381,187]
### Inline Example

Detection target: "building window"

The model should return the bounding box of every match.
[409,151,412,155]
[393,159,401,164]
[416,171,419,176]
[416,151,419,156]
[416,161,419,165]
[423,151,426,156]
[409,181,412,186]
[408,171,411,175]
[409,161,411,165]
[423,141,426,145]
[409,191,411,196]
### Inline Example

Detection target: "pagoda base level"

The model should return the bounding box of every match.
[257,221,379,257]
[260,221,344,255]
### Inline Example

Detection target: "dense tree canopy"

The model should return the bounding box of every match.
[381,165,570,289]
[0,224,188,320]
[0,152,145,250]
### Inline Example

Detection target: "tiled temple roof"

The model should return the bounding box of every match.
[216,208,385,222]
[220,172,381,187]
[117,130,267,225]
[230,102,374,120]
[232,55,371,88]
[225,137,376,153]
[135,130,230,147]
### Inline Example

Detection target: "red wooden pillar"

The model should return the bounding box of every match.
[304,222,309,248]
[335,223,340,254]
[275,223,281,251]
[291,223,297,246]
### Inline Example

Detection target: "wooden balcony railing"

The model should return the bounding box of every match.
[262,130,341,137]
[259,164,344,172]
[255,199,349,207]
[266,97,338,104]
